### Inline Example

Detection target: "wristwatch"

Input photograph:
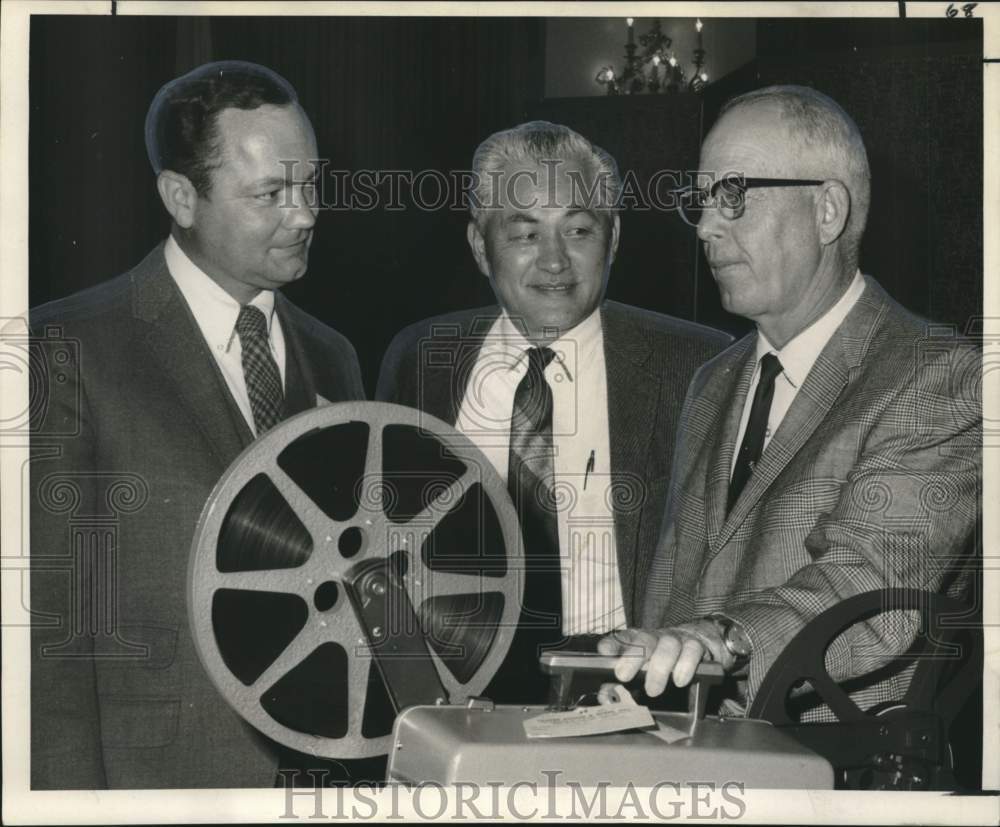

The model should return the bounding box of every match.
[707,613,752,667]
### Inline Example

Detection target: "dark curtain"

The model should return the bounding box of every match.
[29,17,178,308]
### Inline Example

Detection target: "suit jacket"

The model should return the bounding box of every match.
[29,243,364,789]
[640,276,981,717]
[375,300,731,625]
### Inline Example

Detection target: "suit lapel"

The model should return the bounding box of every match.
[715,278,889,549]
[427,310,498,425]
[132,245,252,465]
[274,295,317,418]
[428,338,467,425]
[705,340,758,551]
[601,304,661,623]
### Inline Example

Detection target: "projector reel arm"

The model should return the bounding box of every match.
[344,559,449,710]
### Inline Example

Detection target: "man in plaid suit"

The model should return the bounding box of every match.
[599,86,981,718]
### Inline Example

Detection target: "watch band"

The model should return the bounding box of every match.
[707,613,751,665]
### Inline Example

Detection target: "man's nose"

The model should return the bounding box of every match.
[536,234,569,274]
[284,186,318,230]
[696,207,726,243]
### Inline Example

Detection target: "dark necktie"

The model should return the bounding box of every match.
[728,352,783,512]
[235,304,284,435]
[490,346,562,703]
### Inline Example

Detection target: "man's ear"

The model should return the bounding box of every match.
[817,180,851,246]
[466,220,491,278]
[156,170,199,230]
[608,213,621,263]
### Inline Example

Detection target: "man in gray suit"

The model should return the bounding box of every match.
[377,121,731,703]
[29,61,364,788]
[600,87,980,720]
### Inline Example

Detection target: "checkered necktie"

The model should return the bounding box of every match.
[235,304,284,434]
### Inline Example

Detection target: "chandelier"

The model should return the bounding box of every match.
[596,18,709,95]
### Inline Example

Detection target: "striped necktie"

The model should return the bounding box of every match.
[486,346,563,704]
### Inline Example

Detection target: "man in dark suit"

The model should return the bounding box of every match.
[600,87,980,720]
[376,121,730,703]
[28,61,364,788]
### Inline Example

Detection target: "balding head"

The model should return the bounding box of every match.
[719,85,870,270]
[695,86,868,347]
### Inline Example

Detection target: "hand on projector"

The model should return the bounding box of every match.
[595,619,731,701]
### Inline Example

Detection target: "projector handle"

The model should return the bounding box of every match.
[540,652,723,720]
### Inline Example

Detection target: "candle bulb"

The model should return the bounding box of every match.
[627,18,634,45]
[696,18,703,33]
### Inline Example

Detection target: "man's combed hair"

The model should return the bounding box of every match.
[145,60,298,195]
[721,85,871,269]
[469,121,621,227]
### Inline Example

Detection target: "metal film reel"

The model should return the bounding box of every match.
[187,402,523,760]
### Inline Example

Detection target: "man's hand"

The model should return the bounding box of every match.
[596,619,732,697]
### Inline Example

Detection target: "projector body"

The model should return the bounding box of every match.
[387,703,834,788]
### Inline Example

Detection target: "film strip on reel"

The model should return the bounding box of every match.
[187,402,523,760]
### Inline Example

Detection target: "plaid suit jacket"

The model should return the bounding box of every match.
[639,276,981,717]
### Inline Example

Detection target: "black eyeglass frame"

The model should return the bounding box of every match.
[673,175,826,226]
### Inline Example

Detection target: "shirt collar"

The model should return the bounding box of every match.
[164,235,276,352]
[493,305,604,382]
[756,270,865,388]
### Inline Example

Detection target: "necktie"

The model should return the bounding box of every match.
[235,304,284,435]
[489,347,562,703]
[728,352,783,512]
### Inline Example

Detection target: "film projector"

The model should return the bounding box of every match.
[187,403,979,790]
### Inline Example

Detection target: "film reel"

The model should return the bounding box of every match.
[188,402,523,760]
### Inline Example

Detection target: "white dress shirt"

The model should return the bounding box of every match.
[732,270,865,475]
[455,307,626,636]
[164,235,287,436]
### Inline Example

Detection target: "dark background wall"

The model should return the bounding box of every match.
[29,15,545,391]
[29,16,982,394]
[705,19,983,337]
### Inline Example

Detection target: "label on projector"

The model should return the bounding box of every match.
[523,704,655,739]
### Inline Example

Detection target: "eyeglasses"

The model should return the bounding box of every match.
[673,175,825,227]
